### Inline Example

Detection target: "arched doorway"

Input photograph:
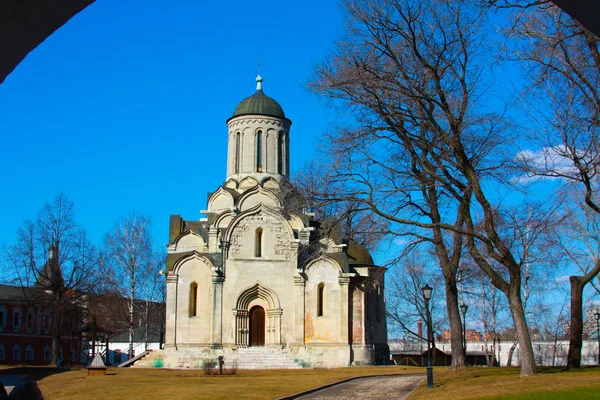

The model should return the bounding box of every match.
[249,305,265,347]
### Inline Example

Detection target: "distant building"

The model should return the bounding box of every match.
[0,250,165,366]
[0,250,79,366]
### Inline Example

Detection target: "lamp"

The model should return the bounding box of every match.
[460,303,469,362]
[421,284,433,301]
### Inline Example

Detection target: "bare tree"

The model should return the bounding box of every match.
[506,2,600,368]
[387,250,446,345]
[4,193,102,366]
[104,213,155,358]
[309,0,545,375]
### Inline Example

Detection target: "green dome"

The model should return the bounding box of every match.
[231,76,286,119]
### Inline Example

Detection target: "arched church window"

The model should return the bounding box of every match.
[255,228,263,257]
[317,283,325,317]
[189,282,198,317]
[256,130,263,172]
[277,131,284,174]
[235,132,241,174]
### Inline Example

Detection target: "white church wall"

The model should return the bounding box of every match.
[223,256,297,345]
[175,258,213,345]
[305,259,343,343]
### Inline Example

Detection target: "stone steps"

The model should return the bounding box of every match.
[132,347,304,369]
[131,350,166,368]
[231,347,302,369]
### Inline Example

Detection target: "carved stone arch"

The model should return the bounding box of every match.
[213,210,235,230]
[319,237,338,253]
[304,254,344,276]
[237,184,281,211]
[225,204,295,258]
[235,282,281,310]
[233,282,282,347]
[239,177,259,191]
[260,176,280,191]
[174,229,207,252]
[288,214,305,232]
[172,251,214,275]
[224,178,238,190]
[207,187,235,212]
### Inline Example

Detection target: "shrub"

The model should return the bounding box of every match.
[201,359,217,375]
[225,359,239,375]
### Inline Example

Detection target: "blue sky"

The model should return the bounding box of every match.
[0,0,343,251]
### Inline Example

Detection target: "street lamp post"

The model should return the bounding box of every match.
[460,303,469,364]
[595,311,600,364]
[421,284,433,389]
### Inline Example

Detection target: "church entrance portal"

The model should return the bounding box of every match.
[249,305,265,346]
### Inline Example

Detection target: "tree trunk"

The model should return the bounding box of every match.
[507,341,517,367]
[129,295,134,358]
[567,276,584,369]
[444,273,466,370]
[507,285,537,375]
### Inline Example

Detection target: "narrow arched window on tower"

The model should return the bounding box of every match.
[235,132,241,174]
[256,130,263,172]
[189,282,198,317]
[255,228,263,257]
[277,131,284,174]
[317,283,325,317]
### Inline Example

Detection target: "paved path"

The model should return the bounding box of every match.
[295,374,425,400]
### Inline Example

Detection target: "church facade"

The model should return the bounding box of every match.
[162,76,388,368]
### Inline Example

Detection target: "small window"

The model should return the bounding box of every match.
[235,132,241,174]
[0,344,5,360]
[317,283,325,317]
[0,306,6,327]
[26,345,34,360]
[13,308,22,328]
[255,228,263,257]
[277,131,284,174]
[44,345,51,361]
[256,130,263,172]
[26,308,35,329]
[189,282,198,317]
[13,345,21,360]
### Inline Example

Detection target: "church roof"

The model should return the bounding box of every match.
[230,75,286,120]
[346,241,375,266]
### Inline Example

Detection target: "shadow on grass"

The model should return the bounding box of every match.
[0,366,70,382]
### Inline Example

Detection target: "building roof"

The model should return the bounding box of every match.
[0,284,37,302]
[109,323,163,343]
[346,241,374,265]
[230,75,286,120]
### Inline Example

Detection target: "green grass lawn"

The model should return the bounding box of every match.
[409,366,600,400]
[1,364,599,399]
[33,365,420,400]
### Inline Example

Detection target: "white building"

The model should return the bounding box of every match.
[158,75,388,369]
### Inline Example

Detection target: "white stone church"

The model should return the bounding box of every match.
[159,76,388,369]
